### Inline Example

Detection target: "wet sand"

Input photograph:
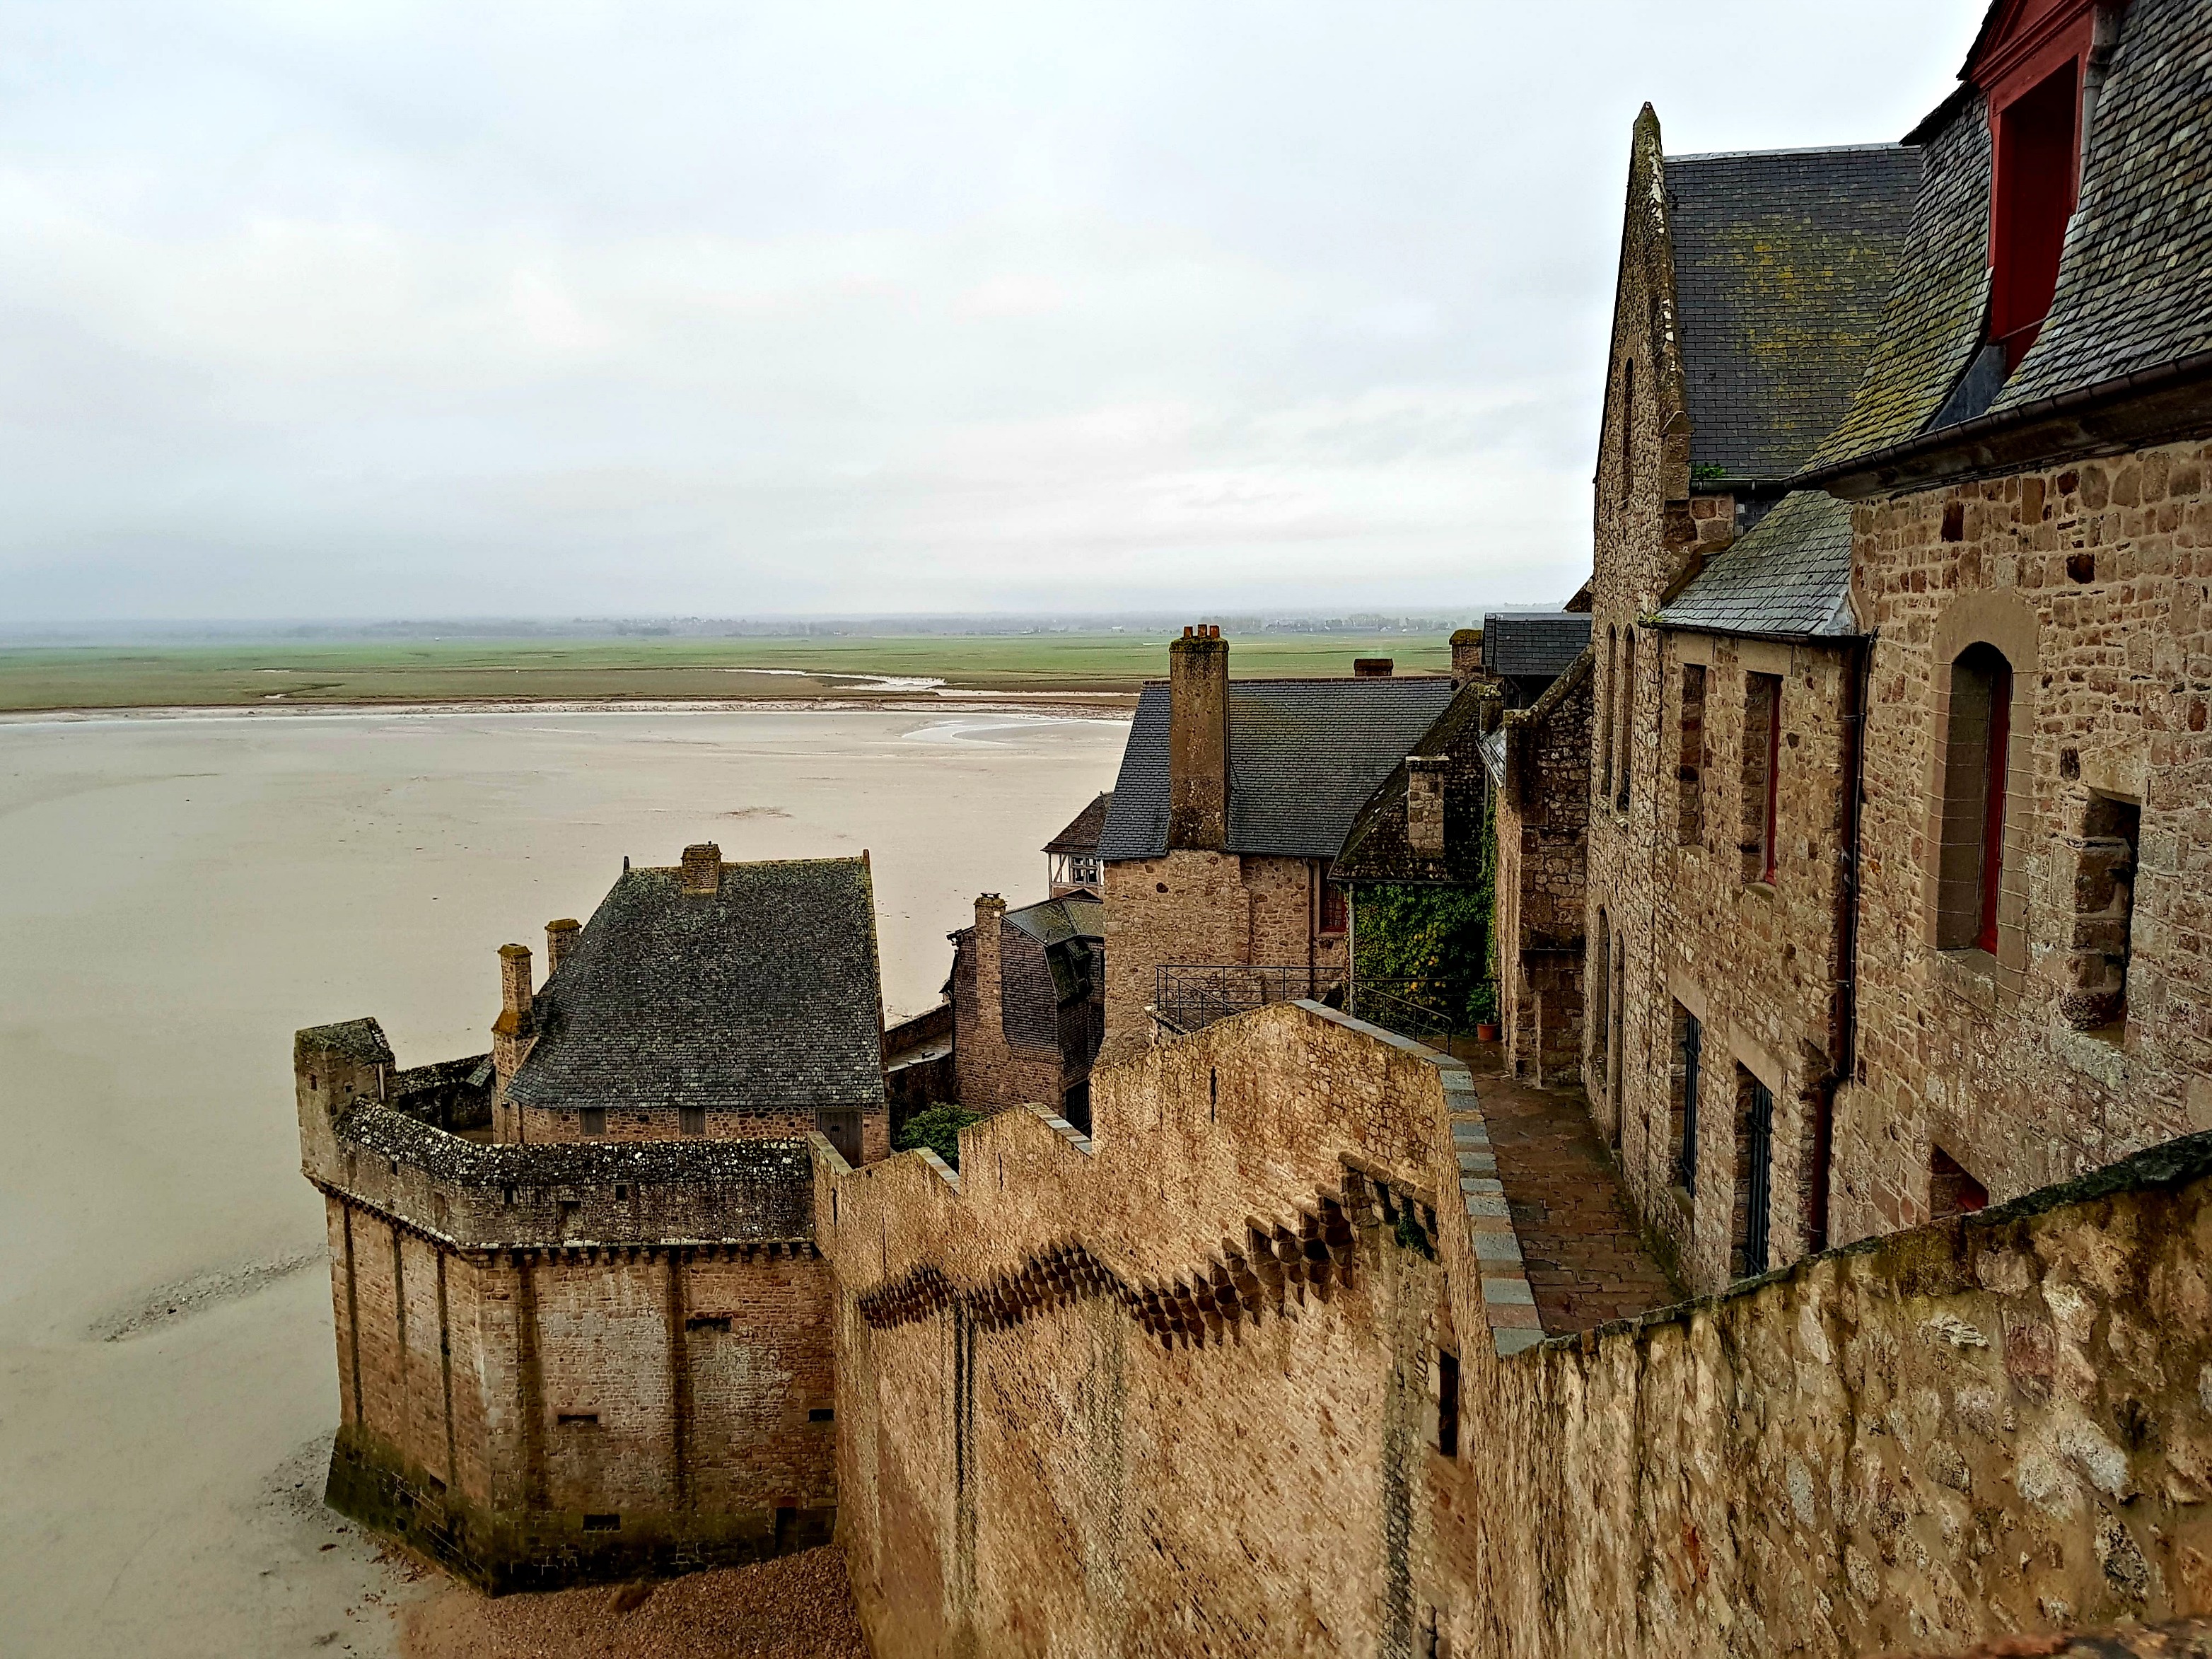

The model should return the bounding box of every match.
[0,705,1126,1656]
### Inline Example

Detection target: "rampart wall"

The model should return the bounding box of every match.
[818,1000,2212,1658]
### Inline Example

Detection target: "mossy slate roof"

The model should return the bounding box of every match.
[1099,679,1457,863]
[339,1102,814,1193]
[1044,793,1112,854]
[506,857,887,1116]
[1657,490,1858,639]
[1810,0,2212,472]
[1994,0,2212,409]
[1667,144,1922,481]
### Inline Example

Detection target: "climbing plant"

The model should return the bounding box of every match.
[1352,791,1498,1025]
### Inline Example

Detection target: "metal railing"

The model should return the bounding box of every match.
[1345,975,1498,1051]
[1153,964,1347,1035]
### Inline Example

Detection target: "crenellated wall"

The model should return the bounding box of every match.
[817,999,2212,1658]
[297,1020,837,1590]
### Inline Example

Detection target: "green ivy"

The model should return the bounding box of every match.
[1352,790,1498,1026]
[895,1104,984,1170]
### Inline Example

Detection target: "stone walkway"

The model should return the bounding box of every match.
[1468,1065,1682,1334]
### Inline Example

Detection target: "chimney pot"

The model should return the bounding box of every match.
[681,842,723,895]
[1183,625,1194,638]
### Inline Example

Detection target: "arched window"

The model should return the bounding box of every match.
[1936,644,2013,952]
[1617,629,1636,809]
[1601,627,1619,801]
[1621,359,1636,501]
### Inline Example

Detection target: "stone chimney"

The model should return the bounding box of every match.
[973,894,1007,1045]
[681,842,723,895]
[1168,625,1229,850]
[1451,629,1484,685]
[492,943,535,1117]
[545,918,580,975]
[1407,757,1447,856]
[1353,658,1394,678]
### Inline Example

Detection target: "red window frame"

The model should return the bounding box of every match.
[1320,877,1349,938]
[1977,658,2013,953]
[1761,682,1781,885]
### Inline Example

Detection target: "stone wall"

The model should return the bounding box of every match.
[951,909,1067,1112]
[1103,851,1343,1039]
[1595,629,1861,1293]
[1841,438,2212,1239]
[298,1020,838,1589]
[817,998,2212,1658]
[1496,653,1594,1087]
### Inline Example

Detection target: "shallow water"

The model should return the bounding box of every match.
[0,705,1125,1655]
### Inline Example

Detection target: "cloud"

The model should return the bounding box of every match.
[0,0,1985,619]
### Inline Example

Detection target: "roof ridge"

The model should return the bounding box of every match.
[1665,141,1909,163]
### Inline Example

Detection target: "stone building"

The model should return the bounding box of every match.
[1097,626,1455,1040]
[491,844,890,1166]
[947,887,1106,1130]
[1332,610,1590,1067]
[1587,0,2212,1294]
[1581,107,1923,1290]
[299,845,889,1585]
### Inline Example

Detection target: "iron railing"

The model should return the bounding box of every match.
[1345,976,1498,1051]
[1152,964,1347,1034]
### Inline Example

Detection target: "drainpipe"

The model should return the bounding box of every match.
[1817,630,1876,1251]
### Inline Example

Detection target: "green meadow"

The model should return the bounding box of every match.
[0,633,1455,713]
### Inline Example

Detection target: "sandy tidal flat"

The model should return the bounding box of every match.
[0,705,1126,1656]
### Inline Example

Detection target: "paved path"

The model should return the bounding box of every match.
[1469,1066,1682,1334]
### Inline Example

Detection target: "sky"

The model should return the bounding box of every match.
[0,1,1986,623]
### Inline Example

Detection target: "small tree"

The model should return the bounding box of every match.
[895,1104,983,1170]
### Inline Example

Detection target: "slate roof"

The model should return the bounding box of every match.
[1655,490,1858,639]
[506,856,887,1116]
[1808,0,2212,474]
[1044,793,1112,854]
[1803,95,1996,466]
[1666,144,1922,481]
[1004,892,1105,949]
[1332,682,1496,886]
[1098,679,1459,863]
[1482,612,1593,680]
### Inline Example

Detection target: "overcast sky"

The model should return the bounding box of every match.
[0,1,1985,623]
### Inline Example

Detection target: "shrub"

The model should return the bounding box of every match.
[895,1104,983,1170]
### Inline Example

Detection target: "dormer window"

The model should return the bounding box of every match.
[1989,61,2082,371]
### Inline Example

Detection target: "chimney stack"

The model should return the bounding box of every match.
[545,918,581,975]
[1407,757,1448,856]
[1168,625,1229,849]
[973,894,1008,1047]
[681,842,723,895]
[492,943,536,1131]
[1353,658,1394,678]
[1451,629,1484,685]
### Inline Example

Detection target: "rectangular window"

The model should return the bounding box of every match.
[1990,63,2082,371]
[1320,879,1349,937]
[1672,1008,1701,1194]
[1677,665,1706,846]
[580,1107,606,1138]
[680,1105,706,1136]
[1733,1069,1774,1279]
[1436,1349,1460,1458]
[1741,673,1781,885]
[2063,794,2140,1032]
